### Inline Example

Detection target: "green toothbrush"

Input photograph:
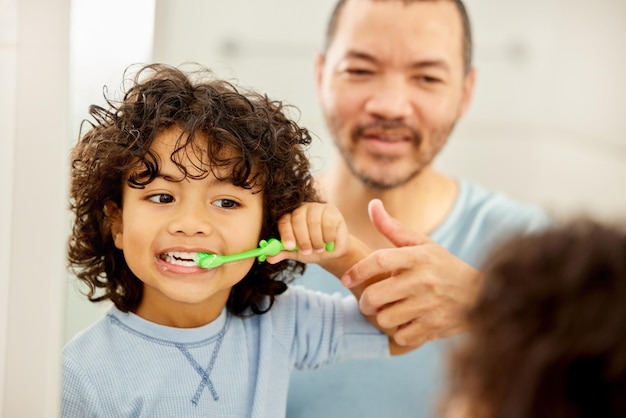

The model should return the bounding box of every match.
[196,238,335,269]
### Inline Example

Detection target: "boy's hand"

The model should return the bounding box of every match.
[266,202,348,264]
[270,202,418,355]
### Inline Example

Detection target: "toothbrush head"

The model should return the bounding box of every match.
[197,253,223,269]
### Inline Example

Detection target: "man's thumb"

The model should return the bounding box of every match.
[368,199,429,247]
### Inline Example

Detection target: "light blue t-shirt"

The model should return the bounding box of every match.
[62,286,388,417]
[286,178,552,418]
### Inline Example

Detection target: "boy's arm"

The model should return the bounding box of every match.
[316,234,372,297]
[271,201,416,355]
[318,234,416,355]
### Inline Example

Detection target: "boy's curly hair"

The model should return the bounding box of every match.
[68,63,318,316]
[443,219,626,418]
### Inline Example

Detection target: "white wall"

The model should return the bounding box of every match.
[1,0,70,416]
[0,0,18,411]
[153,0,337,172]
[439,0,626,221]
[63,0,156,344]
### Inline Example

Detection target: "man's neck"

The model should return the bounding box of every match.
[317,161,458,250]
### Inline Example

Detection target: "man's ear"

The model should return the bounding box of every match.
[314,51,326,103]
[104,202,124,250]
[459,67,476,118]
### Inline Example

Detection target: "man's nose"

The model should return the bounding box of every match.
[364,75,413,120]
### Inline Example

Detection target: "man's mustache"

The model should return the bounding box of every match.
[352,121,422,144]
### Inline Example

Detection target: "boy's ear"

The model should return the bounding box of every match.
[104,202,124,250]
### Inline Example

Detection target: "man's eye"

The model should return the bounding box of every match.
[148,194,174,204]
[414,75,441,84]
[213,199,239,209]
[345,68,374,76]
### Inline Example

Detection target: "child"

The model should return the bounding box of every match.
[63,63,405,417]
[441,219,626,418]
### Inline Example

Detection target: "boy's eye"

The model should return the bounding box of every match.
[148,193,174,204]
[213,199,239,209]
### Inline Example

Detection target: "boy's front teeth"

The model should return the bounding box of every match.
[161,251,199,266]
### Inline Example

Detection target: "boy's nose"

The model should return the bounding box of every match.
[168,202,213,236]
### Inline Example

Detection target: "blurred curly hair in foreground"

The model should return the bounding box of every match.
[443,219,626,418]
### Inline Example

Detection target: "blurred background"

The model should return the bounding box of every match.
[2,0,625,415]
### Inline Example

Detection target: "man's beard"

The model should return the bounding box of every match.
[334,119,455,190]
[341,120,423,190]
[343,152,423,190]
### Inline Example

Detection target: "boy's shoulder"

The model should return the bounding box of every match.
[63,309,115,359]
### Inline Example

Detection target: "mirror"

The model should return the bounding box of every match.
[66,0,626,343]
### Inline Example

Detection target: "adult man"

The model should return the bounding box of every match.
[287,0,550,417]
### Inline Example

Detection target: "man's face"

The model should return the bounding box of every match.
[317,0,475,189]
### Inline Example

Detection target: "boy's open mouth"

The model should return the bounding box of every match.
[159,251,201,267]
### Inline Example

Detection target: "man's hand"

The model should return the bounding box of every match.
[341,199,482,349]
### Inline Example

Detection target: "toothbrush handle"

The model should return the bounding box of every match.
[256,239,334,261]
[222,247,268,263]
[197,240,284,269]
[198,239,334,269]
[197,247,266,269]
[256,238,288,261]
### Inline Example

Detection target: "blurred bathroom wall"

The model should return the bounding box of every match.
[1,0,70,415]
[0,0,17,408]
[63,0,156,344]
[0,0,17,411]
[152,0,338,174]
[439,0,626,221]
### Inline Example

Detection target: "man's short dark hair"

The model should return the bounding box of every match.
[324,0,473,74]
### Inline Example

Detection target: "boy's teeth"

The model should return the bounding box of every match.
[162,251,201,266]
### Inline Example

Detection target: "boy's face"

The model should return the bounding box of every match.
[108,127,264,327]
